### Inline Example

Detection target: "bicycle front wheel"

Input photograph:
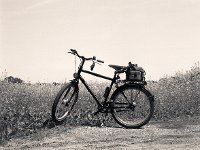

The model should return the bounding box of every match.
[52,82,79,125]
[111,85,154,129]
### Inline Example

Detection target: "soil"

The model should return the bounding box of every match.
[1,117,200,150]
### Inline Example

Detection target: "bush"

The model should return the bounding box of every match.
[0,82,61,143]
[4,76,24,84]
[0,63,200,142]
[147,63,200,119]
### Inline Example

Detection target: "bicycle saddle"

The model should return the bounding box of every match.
[108,65,126,71]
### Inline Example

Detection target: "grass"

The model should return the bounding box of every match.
[148,64,200,120]
[0,63,200,143]
[0,82,60,143]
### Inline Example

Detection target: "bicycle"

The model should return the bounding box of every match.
[51,49,154,128]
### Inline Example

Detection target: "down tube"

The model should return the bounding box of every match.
[79,76,102,107]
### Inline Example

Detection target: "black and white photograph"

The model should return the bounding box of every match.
[1,0,200,149]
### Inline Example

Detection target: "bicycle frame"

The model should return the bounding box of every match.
[73,56,119,109]
[52,49,154,128]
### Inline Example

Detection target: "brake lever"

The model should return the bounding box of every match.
[93,56,104,65]
[90,62,95,71]
[95,62,102,65]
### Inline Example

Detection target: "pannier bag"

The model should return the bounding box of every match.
[126,62,146,81]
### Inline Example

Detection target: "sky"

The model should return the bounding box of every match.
[1,0,200,83]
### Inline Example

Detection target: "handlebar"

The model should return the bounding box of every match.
[97,59,104,63]
[68,49,104,63]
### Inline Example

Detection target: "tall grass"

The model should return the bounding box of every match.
[0,63,200,143]
[0,82,61,143]
[149,63,200,119]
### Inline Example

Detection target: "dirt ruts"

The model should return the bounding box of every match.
[1,117,200,150]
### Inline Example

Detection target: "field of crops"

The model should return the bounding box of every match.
[0,64,200,144]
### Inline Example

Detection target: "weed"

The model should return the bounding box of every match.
[0,64,200,142]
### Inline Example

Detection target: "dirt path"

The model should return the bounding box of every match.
[1,117,200,150]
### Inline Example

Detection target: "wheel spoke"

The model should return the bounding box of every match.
[63,87,71,99]
[132,90,140,103]
[113,105,129,109]
[113,102,129,105]
[66,88,76,106]
[115,108,130,112]
[66,91,77,115]
[120,91,131,104]
[52,83,78,123]
[111,86,154,128]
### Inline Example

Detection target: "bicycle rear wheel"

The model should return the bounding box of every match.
[111,85,154,128]
[52,82,79,125]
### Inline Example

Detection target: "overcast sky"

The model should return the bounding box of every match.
[1,0,200,82]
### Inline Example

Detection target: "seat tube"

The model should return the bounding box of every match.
[103,74,117,103]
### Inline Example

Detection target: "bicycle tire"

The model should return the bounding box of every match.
[111,84,154,129]
[51,82,79,125]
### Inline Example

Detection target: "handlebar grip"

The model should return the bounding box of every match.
[69,49,80,56]
[70,49,77,53]
[97,59,104,63]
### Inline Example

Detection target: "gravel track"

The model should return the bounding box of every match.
[1,117,200,150]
